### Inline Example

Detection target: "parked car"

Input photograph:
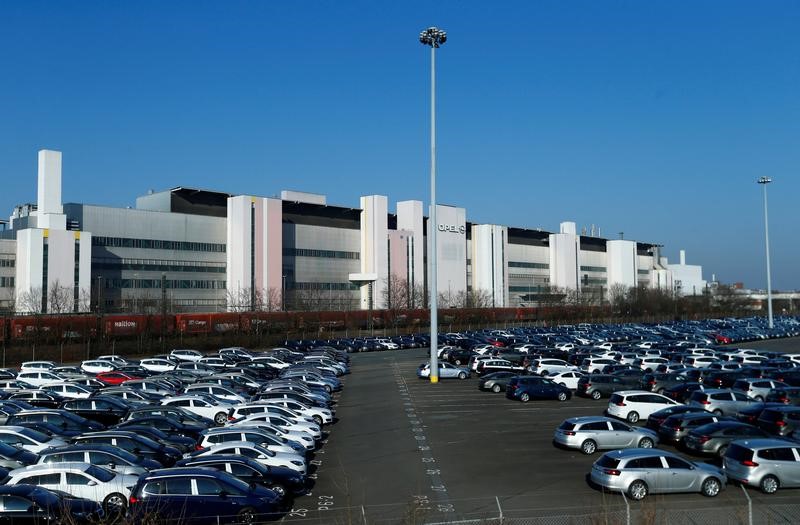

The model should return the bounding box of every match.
[5,462,138,514]
[607,391,681,424]
[61,396,132,426]
[688,389,755,416]
[756,406,800,436]
[590,449,726,500]
[71,431,182,467]
[645,405,710,431]
[0,485,104,524]
[416,362,471,380]
[0,426,67,453]
[684,421,770,457]
[547,371,585,390]
[128,467,282,524]
[529,359,577,376]
[657,412,729,445]
[577,374,635,400]
[723,439,800,493]
[765,387,800,405]
[477,371,518,393]
[554,416,657,454]
[505,376,571,402]
[37,444,162,475]
[733,378,790,402]
[638,373,688,394]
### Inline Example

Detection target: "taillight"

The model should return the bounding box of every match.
[228,416,235,421]
[698,435,711,443]
[129,495,139,505]
[776,420,786,427]
[672,426,683,431]
[604,469,621,476]
[195,444,205,451]
[700,400,711,405]
[741,460,759,467]
[563,431,576,436]
[614,401,626,407]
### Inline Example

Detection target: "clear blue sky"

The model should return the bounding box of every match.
[1,1,798,289]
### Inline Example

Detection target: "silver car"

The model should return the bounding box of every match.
[554,416,658,455]
[732,378,789,402]
[688,389,755,416]
[590,449,726,500]
[723,439,800,494]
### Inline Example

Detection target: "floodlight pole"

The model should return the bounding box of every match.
[758,177,774,329]
[420,26,446,383]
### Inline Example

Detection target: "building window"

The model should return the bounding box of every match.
[92,258,226,273]
[637,269,650,275]
[0,259,14,268]
[0,277,14,287]
[92,236,226,253]
[283,248,360,260]
[508,261,549,269]
[580,265,606,273]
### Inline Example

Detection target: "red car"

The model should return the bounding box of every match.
[96,371,141,385]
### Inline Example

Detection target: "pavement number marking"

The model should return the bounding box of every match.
[393,361,455,516]
[317,495,334,511]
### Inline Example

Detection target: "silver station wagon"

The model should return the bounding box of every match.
[590,449,726,500]
[554,416,658,455]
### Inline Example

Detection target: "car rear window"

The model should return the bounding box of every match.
[609,394,624,405]
[689,391,707,402]
[558,421,575,431]
[595,455,620,469]
[726,443,754,462]
[759,410,783,422]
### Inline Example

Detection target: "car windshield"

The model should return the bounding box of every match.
[18,428,49,443]
[85,465,115,482]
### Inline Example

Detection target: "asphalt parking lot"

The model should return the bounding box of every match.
[283,337,800,524]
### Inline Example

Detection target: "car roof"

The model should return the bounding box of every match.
[603,448,676,460]
[11,462,94,474]
[613,390,666,396]
[566,416,614,424]
[731,438,799,449]
[144,467,222,478]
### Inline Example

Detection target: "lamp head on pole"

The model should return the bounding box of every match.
[757,176,772,185]
[419,27,447,48]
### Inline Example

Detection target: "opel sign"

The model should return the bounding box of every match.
[438,224,465,234]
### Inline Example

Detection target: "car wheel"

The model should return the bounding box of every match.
[214,412,228,425]
[716,445,728,458]
[581,439,597,455]
[238,507,258,524]
[520,392,530,403]
[713,409,723,416]
[701,477,721,497]
[313,415,323,426]
[628,480,648,500]
[592,369,600,374]
[760,475,779,494]
[491,384,502,393]
[559,382,567,387]
[754,395,764,402]
[557,392,568,402]
[458,372,467,380]
[591,390,602,400]
[103,493,127,515]
[638,437,654,449]
[270,483,287,499]
[455,359,462,365]
[656,388,665,395]
[325,385,332,393]
[626,411,640,423]
[540,370,549,376]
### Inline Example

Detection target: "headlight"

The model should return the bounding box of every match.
[291,460,303,466]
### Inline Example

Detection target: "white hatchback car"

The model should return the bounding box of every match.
[529,359,577,376]
[606,391,681,424]
[0,426,67,453]
[15,371,64,387]
[41,382,93,399]
[161,395,235,425]
[80,360,117,374]
[547,371,585,390]
[139,358,175,373]
[5,462,138,513]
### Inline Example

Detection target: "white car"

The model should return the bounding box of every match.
[191,441,307,474]
[5,462,138,513]
[229,418,316,450]
[634,357,670,372]
[233,413,320,439]
[139,358,175,373]
[97,355,134,366]
[183,384,247,404]
[374,338,399,350]
[260,399,334,425]
[80,360,117,374]
[198,428,300,456]
[547,371,585,390]
[252,356,291,369]
[198,357,229,369]
[19,361,56,373]
[470,355,496,372]
[41,382,93,399]
[0,426,67,453]
[169,349,204,362]
[606,390,681,424]
[529,359,577,376]
[15,371,64,387]
[161,395,235,425]
[229,403,316,426]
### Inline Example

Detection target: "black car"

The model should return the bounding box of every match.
[71,431,182,467]
[765,387,800,405]
[61,396,132,426]
[0,485,104,524]
[703,370,745,389]
[125,405,215,427]
[684,421,770,457]
[505,376,571,402]
[115,416,205,441]
[657,412,729,444]
[175,454,307,500]
[576,374,636,400]
[112,423,197,453]
[7,390,64,409]
[0,441,39,469]
[735,402,785,426]
[756,406,800,436]
[7,409,104,434]
[446,349,477,366]
[645,405,711,432]
[663,382,706,403]
[639,372,688,394]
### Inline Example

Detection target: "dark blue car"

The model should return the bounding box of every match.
[505,376,571,402]
[129,467,282,524]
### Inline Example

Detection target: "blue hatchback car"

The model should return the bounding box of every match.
[505,376,571,402]
[129,467,282,524]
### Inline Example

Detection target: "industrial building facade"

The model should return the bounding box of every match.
[0,150,707,314]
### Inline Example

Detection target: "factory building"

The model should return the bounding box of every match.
[0,150,703,313]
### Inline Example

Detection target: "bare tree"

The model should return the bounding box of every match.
[264,287,282,312]
[77,288,92,313]
[17,287,43,314]
[47,280,73,314]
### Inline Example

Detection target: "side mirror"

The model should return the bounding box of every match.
[107,462,117,469]
[87,480,97,486]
